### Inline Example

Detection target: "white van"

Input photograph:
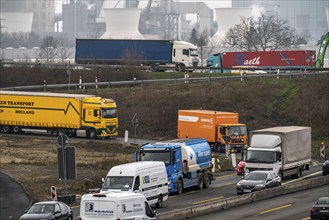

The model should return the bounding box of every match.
[101,161,168,208]
[79,192,156,220]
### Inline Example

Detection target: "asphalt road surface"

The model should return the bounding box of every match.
[0,172,30,220]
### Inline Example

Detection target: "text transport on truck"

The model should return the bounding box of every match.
[0,91,118,139]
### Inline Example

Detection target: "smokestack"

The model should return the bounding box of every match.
[211,8,252,43]
[100,8,144,39]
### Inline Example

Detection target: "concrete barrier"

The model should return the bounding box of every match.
[157,176,329,220]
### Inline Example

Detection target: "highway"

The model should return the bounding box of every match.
[189,184,329,220]
[70,166,324,219]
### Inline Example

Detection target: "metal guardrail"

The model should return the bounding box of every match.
[1,71,328,91]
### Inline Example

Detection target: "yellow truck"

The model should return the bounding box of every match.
[0,91,118,139]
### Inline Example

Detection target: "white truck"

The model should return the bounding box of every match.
[245,126,311,178]
[80,192,156,220]
[101,161,168,208]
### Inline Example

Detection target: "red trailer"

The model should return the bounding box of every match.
[222,50,316,68]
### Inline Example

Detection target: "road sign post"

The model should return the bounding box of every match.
[50,185,57,201]
[320,142,326,160]
[131,113,139,144]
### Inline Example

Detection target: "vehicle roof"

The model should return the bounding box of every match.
[252,126,310,134]
[84,191,146,199]
[34,201,63,205]
[249,170,275,174]
[179,110,237,115]
[107,161,165,175]
[0,91,95,99]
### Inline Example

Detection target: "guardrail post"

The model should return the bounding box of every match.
[43,80,47,92]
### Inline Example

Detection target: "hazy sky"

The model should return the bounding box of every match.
[55,0,232,13]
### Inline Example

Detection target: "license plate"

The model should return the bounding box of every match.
[319,210,329,212]
[244,189,251,193]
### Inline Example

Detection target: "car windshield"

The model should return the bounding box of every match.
[28,204,54,214]
[140,151,171,165]
[245,150,276,163]
[227,126,247,136]
[244,172,267,181]
[317,197,329,205]
[102,176,134,190]
[102,108,117,118]
[190,49,198,56]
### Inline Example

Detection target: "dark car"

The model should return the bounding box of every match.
[323,159,329,176]
[236,170,281,195]
[310,197,329,220]
[19,201,73,220]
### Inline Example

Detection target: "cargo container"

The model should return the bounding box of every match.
[75,39,199,71]
[177,110,248,152]
[0,91,118,138]
[207,50,316,73]
[135,138,213,194]
[245,126,311,178]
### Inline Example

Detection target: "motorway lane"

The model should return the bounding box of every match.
[0,172,30,220]
[71,167,323,218]
[189,184,329,220]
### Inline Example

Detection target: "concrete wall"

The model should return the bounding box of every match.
[157,176,329,220]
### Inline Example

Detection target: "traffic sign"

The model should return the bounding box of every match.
[57,134,69,147]
[50,185,57,201]
[320,142,325,160]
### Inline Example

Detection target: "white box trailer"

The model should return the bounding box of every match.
[245,126,311,178]
[101,161,168,208]
[80,192,156,220]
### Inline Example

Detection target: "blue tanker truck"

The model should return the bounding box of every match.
[75,39,199,72]
[134,138,214,194]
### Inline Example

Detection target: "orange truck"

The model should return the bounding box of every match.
[177,110,248,152]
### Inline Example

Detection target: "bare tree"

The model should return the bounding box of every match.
[56,39,73,63]
[222,13,297,51]
[189,28,215,67]
[37,35,58,62]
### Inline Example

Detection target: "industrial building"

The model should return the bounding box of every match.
[0,0,328,43]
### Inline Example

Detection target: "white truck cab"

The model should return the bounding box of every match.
[79,192,156,220]
[245,126,311,178]
[101,161,168,208]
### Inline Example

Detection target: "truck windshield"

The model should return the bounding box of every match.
[102,176,134,190]
[102,108,117,118]
[140,151,171,165]
[190,49,198,56]
[245,150,276,163]
[227,126,247,135]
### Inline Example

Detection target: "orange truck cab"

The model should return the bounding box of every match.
[177,110,248,152]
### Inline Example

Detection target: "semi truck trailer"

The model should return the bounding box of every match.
[0,91,118,138]
[245,126,311,178]
[135,138,213,195]
[75,39,199,72]
[177,110,248,152]
[207,50,316,73]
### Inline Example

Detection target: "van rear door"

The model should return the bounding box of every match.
[81,197,117,219]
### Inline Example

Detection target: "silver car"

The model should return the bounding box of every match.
[236,170,282,195]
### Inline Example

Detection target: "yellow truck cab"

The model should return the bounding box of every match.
[0,91,118,139]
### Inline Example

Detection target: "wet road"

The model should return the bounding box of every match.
[0,172,31,219]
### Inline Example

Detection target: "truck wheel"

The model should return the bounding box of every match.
[177,179,183,195]
[12,126,22,134]
[203,173,210,188]
[2,126,11,133]
[150,64,159,72]
[176,63,185,72]
[278,170,283,178]
[155,195,163,208]
[197,174,204,190]
[88,129,97,139]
